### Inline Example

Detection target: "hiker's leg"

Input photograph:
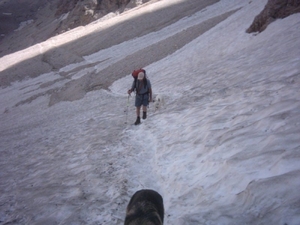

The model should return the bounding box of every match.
[142,106,147,119]
[135,96,142,117]
[142,105,147,112]
[134,107,141,125]
[134,96,142,125]
[142,97,148,119]
[142,95,148,113]
[136,107,141,117]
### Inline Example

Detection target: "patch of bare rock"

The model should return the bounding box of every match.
[0,0,151,57]
[247,0,300,33]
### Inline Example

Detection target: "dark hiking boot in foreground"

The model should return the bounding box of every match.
[134,116,141,125]
[142,111,147,120]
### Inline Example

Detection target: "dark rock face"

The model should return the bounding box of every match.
[0,0,148,56]
[54,0,131,33]
[0,0,140,36]
[247,0,300,33]
[0,0,49,35]
[54,0,97,34]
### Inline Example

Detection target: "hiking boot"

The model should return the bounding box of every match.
[134,116,141,125]
[142,111,147,120]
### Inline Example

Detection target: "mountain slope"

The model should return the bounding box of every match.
[0,0,300,225]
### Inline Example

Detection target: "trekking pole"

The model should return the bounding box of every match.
[125,95,130,124]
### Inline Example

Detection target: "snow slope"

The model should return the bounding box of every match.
[1,0,300,224]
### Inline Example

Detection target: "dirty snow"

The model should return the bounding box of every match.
[1,0,300,224]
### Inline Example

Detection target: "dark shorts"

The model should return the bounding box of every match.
[135,94,149,107]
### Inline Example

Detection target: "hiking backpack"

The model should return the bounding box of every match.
[131,68,148,93]
[131,68,146,80]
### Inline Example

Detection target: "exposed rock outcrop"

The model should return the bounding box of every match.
[54,0,133,34]
[247,0,300,33]
[0,0,149,57]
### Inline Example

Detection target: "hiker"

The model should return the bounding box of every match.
[128,70,152,125]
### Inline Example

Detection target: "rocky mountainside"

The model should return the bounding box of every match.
[0,0,151,57]
[1,0,300,57]
[247,0,300,33]
[54,0,151,34]
[0,0,300,87]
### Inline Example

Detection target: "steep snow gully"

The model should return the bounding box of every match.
[1,0,300,225]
